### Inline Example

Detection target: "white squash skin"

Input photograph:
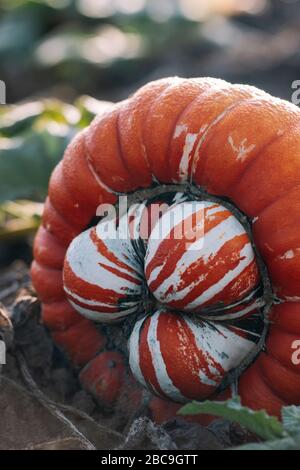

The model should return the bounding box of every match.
[63,193,263,400]
[145,200,260,314]
[129,309,261,402]
[63,214,144,322]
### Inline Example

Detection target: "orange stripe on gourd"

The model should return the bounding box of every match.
[42,198,81,246]
[129,310,261,402]
[41,299,83,331]
[119,78,180,186]
[62,130,117,209]
[143,78,226,183]
[85,104,138,193]
[79,351,125,407]
[53,319,106,367]
[145,201,260,313]
[31,261,64,303]
[199,98,299,197]
[33,226,66,270]
[190,85,267,187]
[238,302,300,416]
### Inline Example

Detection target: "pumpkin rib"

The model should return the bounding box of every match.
[198,99,286,196]
[228,132,287,205]
[256,183,300,225]
[79,351,125,406]
[190,90,245,183]
[118,78,175,187]
[41,299,83,331]
[266,251,300,300]
[251,187,300,298]
[142,78,212,182]
[265,325,300,374]
[84,136,123,197]
[193,91,297,196]
[31,260,65,303]
[190,87,265,185]
[255,351,298,406]
[257,353,300,404]
[269,302,300,335]
[42,198,81,246]
[224,100,300,203]
[193,94,254,184]
[52,318,106,367]
[115,102,138,187]
[230,123,300,216]
[167,81,234,182]
[164,78,228,181]
[85,104,139,193]
[49,162,92,229]
[238,361,287,418]
[253,206,300,259]
[33,226,66,270]
[62,130,116,210]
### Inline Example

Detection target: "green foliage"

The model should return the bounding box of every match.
[0,96,109,202]
[0,131,68,202]
[233,436,300,451]
[0,0,200,102]
[179,398,300,450]
[282,406,300,438]
[0,200,42,241]
[179,397,285,441]
[0,96,109,240]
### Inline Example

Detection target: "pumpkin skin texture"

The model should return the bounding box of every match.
[239,302,300,417]
[144,200,260,314]
[31,76,300,417]
[128,309,263,402]
[63,191,189,323]
[79,351,125,407]
[63,218,144,323]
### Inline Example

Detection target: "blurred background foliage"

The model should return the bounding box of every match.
[0,0,300,258]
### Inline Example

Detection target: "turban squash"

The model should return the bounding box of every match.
[32,76,300,420]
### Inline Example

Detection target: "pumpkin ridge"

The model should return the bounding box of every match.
[190,83,271,184]
[118,78,176,186]
[85,105,135,193]
[164,79,228,175]
[190,94,254,183]
[83,132,120,196]
[255,356,293,406]
[115,104,137,187]
[258,353,300,404]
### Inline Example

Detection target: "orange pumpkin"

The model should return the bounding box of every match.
[31,77,300,419]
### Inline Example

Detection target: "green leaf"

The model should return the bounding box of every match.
[75,96,113,128]
[0,102,44,137]
[0,95,105,204]
[282,406,300,437]
[0,130,69,202]
[179,397,285,441]
[0,200,43,241]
